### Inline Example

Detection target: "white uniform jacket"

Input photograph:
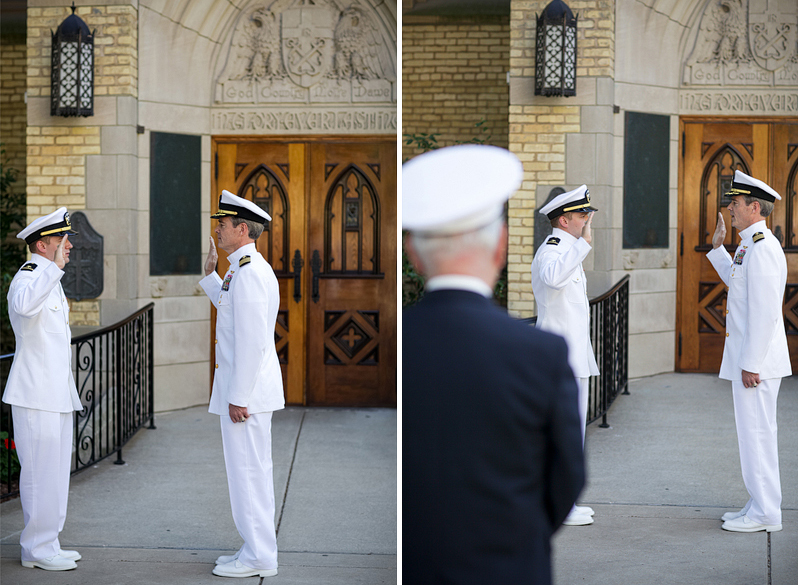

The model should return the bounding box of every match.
[2,256,81,413]
[706,221,791,381]
[200,243,285,415]
[531,228,599,378]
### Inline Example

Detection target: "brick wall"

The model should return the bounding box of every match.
[402,17,511,160]
[1,40,27,199]
[507,0,615,317]
[27,4,139,326]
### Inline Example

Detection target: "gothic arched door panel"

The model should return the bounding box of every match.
[307,141,397,406]
[677,120,798,373]
[211,138,396,407]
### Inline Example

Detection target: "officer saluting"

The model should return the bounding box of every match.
[3,208,83,571]
[200,190,284,578]
[708,170,791,533]
[530,185,599,527]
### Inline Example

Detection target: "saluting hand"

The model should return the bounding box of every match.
[581,212,594,245]
[204,236,218,276]
[54,235,69,269]
[712,212,726,249]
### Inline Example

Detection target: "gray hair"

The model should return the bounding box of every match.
[742,195,774,218]
[231,217,265,240]
[409,215,504,276]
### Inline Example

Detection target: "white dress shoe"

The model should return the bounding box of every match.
[21,555,78,571]
[721,500,752,522]
[721,510,746,522]
[215,552,240,565]
[212,559,278,578]
[563,510,594,526]
[59,549,82,561]
[722,515,782,533]
[575,505,595,516]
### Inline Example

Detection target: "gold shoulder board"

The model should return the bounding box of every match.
[239,255,251,267]
[547,237,560,246]
[752,232,764,243]
[20,262,37,272]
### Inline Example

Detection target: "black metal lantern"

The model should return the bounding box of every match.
[51,3,94,117]
[534,0,578,97]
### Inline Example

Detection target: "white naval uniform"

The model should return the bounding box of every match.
[2,255,82,562]
[199,242,284,571]
[531,228,599,442]
[707,221,791,525]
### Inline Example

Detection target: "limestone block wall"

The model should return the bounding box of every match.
[27,2,139,328]
[402,16,511,159]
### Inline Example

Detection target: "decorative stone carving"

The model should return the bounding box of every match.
[679,90,798,114]
[62,212,103,301]
[682,0,797,87]
[215,0,396,106]
[210,106,396,133]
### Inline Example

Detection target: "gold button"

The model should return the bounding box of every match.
[726,333,729,337]
[725,310,729,314]
[215,339,218,344]
[215,364,219,368]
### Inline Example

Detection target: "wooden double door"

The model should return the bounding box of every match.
[677,119,798,372]
[211,137,396,406]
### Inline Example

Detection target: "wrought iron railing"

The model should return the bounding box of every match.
[1,303,155,501]
[587,275,630,426]
[523,274,630,427]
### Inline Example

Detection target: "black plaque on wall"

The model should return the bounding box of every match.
[62,211,104,300]
[149,132,201,275]
[623,111,670,249]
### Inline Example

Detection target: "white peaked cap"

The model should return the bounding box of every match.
[17,207,78,244]
[728,170,781,202]
[539,184,597,220]
[211,189,272,223]
[402,144,523,235]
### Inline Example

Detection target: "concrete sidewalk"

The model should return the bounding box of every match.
[553,373,798,585]
[0,406,396,584]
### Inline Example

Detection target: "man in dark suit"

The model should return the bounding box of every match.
[403,145,586,584]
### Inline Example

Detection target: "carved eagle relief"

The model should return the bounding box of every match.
[689,0,751,65]
[223,1,393,87]
[332,6,394,81]
[230,7,284,81]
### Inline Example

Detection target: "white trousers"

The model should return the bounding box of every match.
[569,377,590,515]
[732,378,782,525]
[220,412,278,570]
[11,406,73,562]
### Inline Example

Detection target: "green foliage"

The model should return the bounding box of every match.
[1,145,26,355]
[0,431,21,484]
[402,236,425,308]
[401,121,507,308]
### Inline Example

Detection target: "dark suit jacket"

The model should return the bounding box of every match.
[403,288,585,584]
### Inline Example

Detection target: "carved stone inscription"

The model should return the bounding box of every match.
[683,0,798,87]
[215,0,396,106]
[680,91,798,114]
[211,107,397,133]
